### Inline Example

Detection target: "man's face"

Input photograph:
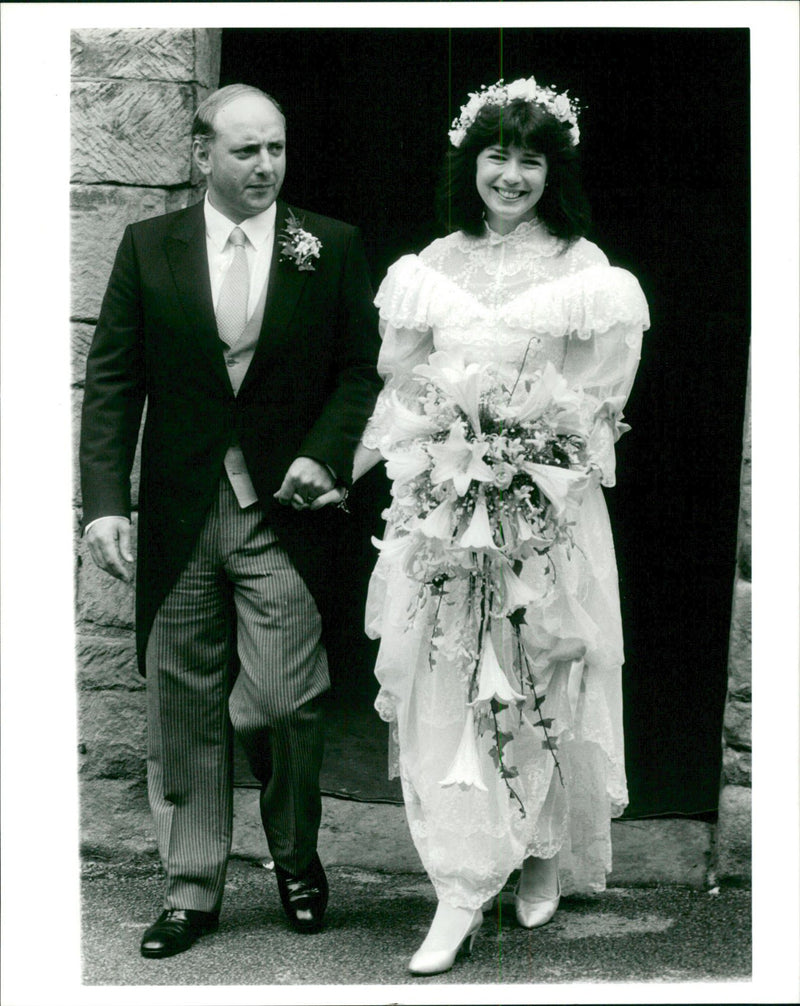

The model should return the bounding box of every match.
[193,93,286,223]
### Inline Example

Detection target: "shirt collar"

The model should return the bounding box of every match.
[204,194,277,252]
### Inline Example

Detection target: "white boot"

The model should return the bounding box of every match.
[515,854,561,929]
[408,902,483,976]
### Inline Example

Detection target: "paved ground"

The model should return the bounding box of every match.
[5,793,766,1004]
[80,858,751,990]
[63,792,759,1003]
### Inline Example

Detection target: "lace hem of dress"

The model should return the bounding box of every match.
[405,736,627,907]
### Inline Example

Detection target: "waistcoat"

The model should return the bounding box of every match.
[221,273,269,506]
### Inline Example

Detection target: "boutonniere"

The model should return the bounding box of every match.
[278,210,322,271]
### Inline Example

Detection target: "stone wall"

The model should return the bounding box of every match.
[72,29,220,841]
[714,366,752,883]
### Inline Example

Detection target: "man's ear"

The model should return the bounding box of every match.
[192,137,211,177]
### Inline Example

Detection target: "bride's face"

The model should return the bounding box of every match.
[476,144,548,234]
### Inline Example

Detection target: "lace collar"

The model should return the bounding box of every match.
[483,217,545,245]
[449,217,563,258]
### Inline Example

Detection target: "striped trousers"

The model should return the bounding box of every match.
[146,478,330,912]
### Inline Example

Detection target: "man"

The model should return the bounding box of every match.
[80,84,381,958]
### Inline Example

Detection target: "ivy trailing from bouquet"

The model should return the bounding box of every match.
[374,341,605,813]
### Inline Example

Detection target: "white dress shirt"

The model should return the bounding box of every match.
[204,195,277,318]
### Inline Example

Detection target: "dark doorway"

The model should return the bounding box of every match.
[221,28,750,818]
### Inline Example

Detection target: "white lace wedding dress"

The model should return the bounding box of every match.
[363,219,649,909]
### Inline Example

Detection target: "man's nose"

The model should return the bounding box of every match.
[255,150,274,175]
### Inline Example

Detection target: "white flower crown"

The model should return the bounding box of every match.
[448,76,581,149]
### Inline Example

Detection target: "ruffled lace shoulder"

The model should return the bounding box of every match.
[504,264,651,340]
[374,254,440,333]
[373,230,649,343]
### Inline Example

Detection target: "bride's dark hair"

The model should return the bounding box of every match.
[436,99,591,242]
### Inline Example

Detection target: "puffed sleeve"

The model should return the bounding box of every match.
[361,255,436,451]
[561,267,650,486]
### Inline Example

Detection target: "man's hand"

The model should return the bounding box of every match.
[273,457,338,511]
[85,516,134,581]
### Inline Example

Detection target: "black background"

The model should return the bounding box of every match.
[221,28,750,818]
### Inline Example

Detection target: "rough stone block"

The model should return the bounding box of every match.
[223,797,714,886]
[608,818,710,888]
[78,785,714,888]
[71,81,195,186]
[71,28,221,87]
[726,577,751,700]
[736,537,750,583]
[715,784,751,882]
[75,513,137,630]
[72,387,142,510]
[71,185,168,320]
[71,388,83,509]
[722,747,751,787]
[195,29,222,90]
[79,778,155,859]
[77,634,141,691]
[737,379,751,578]
[737,458,751,580]
[78,690,147,780]
[71,322,93,387]
[723,698,751,751]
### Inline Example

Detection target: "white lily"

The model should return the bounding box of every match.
[459,492,497,551]
[414,351,486,434]
[428,422,494,497]
[469,632,525,704]
[418,497,456,540]
[387,390,441,443]
[438,706,488,791]
[383,444,431,485]
[495,561,539,616]
[521,462,591,519]
[498,362,581,423]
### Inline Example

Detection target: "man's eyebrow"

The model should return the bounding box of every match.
[234,140,285,150]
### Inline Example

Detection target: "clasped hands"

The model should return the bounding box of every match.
[273,456,346,512]
[86,457,346,583]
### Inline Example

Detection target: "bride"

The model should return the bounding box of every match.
[353,76,649,976]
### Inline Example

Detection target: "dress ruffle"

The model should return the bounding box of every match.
[376,256,650,342]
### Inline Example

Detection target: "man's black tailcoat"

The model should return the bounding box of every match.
[80,199,382,673]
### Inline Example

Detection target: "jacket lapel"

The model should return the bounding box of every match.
[239,201,309,397]
[164,202,231,393]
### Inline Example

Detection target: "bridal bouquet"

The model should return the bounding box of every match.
[376,346,603,810]
[379,349,598,595]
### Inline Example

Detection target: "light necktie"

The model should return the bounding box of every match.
[216,226,250,347]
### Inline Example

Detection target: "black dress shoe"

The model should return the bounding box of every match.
[140,908,219,959]
[274,853,329,933]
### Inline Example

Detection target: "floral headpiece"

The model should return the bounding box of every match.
[448,76,581,149]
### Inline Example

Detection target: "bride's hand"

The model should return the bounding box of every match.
[308,484,349,512]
